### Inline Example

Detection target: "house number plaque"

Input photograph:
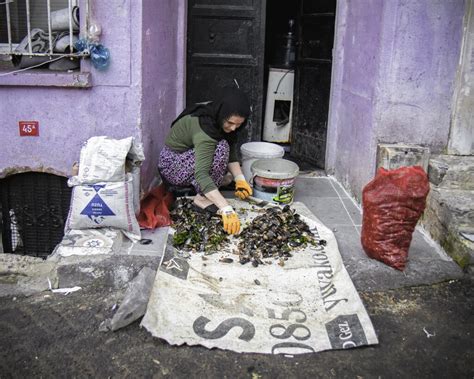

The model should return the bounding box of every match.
[19,121,39,137]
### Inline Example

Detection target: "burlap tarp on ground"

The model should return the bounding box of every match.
[142,200,378,354]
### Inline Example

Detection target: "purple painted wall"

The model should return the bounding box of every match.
[327,0,466,199]
[1,0,465,202]
[0,0,185,192]
[326,0,384,198]
[140,0,186,192]
[0,0,138,177]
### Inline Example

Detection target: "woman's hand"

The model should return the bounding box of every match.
[200,190,240,233]
[219,205,240,234]
[234,174,252,200]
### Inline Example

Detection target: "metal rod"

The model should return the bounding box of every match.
[25,0,33,54]
[5,0,12,53]
[7,51,87,57]
[47,0,53,54]
[68,0,73,54]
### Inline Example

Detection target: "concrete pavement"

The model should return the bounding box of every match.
[0,173,471,377]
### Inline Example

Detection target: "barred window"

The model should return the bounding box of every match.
[0,0,83,72]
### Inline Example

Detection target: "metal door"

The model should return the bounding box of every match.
[291,0,336,168]
[186,0,266,145]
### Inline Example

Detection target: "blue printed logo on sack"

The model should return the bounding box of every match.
[80,185,116,224]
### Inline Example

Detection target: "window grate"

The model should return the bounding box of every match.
[0,172,72,259]
[0,0,89,67]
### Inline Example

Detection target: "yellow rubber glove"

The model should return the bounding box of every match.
[234,174,252,200]
[220,205,240,234]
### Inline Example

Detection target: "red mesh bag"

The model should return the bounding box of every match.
[361,166,430,270]
[137,183,174,229]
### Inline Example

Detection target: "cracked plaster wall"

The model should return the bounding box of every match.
[327,0,465,200]
[0,0,184,191]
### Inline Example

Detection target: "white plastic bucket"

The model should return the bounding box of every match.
[251,158,299,205]
[240,142,285,183]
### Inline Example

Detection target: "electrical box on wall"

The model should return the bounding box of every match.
[263,68,295,143]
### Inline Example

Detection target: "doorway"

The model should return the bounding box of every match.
[186,0,336,168]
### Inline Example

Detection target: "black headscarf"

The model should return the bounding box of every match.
[171,87,251,143]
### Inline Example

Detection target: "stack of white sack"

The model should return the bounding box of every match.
[65,136,145,242]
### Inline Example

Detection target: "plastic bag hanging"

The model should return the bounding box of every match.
[90,44,110,70]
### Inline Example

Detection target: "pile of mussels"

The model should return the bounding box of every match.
[170,198,229,253]
[238,205,319,266]
[170,198,322,266]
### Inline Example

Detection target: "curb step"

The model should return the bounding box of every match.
[422,155,474,268]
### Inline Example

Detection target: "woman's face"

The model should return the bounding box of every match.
[222,115,245,133]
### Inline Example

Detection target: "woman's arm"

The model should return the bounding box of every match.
[228,161,244,178]
[203,188,230,209]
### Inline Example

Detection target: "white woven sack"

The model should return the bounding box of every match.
[65,174,141,241]
[71,136,144,184]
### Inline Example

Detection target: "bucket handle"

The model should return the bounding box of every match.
[250,173,256,187]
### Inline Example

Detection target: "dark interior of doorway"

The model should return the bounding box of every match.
[185,0,336,170]
[263,1,336,170]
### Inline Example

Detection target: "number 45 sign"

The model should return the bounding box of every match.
[19,121,39,137]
